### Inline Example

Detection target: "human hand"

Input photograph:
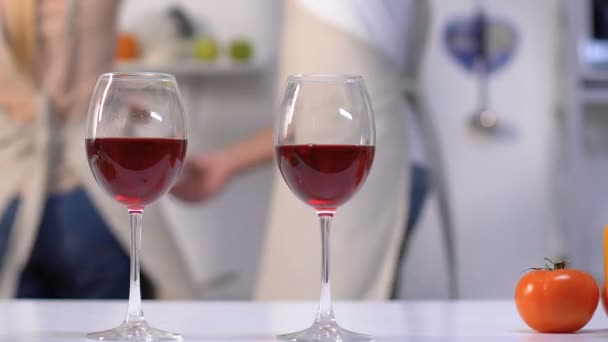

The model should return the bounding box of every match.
[171,151,236,203]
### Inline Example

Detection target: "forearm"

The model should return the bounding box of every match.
[0,20,37,122]
[0,54,38,123]
[221,128,275,177]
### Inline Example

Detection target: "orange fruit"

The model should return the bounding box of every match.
[602,226,608,313]
[116,33,139,61]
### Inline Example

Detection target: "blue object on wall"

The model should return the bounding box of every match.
[444,10,518,75]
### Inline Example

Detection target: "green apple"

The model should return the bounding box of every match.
[193,37,219,62]
[229,39,253,62]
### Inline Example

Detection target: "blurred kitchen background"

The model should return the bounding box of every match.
[116,0,281,300]
[7,0,608,300]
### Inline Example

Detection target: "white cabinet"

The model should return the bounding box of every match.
[560,0,608,280]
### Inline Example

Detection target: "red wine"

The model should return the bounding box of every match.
[276,144,375,210]
[86,137,187,210]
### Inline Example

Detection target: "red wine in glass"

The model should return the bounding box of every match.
[86,137,187,210]
[276,144,375,210]
[275,75,376,342]
[85,72,187,341]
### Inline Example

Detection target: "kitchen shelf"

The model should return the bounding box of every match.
[116,59,265,77]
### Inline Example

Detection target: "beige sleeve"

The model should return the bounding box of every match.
[67,0,119,121]
[42,0,119,122]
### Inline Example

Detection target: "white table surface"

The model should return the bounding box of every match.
[0,300,606,341]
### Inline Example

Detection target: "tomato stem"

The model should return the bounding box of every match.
[544,258,568,270]
[523,258,569,273]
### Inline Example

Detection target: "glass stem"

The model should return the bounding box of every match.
[126,210,145,323]
[315,212,336,324]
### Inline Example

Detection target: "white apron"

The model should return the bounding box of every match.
[0,1,195,299]
[255,0,411,300]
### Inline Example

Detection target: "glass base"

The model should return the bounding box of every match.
[86,320,182,341]
[278,321,373,342]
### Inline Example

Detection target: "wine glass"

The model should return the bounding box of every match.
[85,72,187,341]
[275,74,375,342]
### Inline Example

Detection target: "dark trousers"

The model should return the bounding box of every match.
[0,188,154,299]
[390,165,429,299]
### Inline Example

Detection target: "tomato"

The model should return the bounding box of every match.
[515,259,599,333]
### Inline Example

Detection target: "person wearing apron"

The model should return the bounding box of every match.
[0,0,195,299]
[173,0,428,299]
